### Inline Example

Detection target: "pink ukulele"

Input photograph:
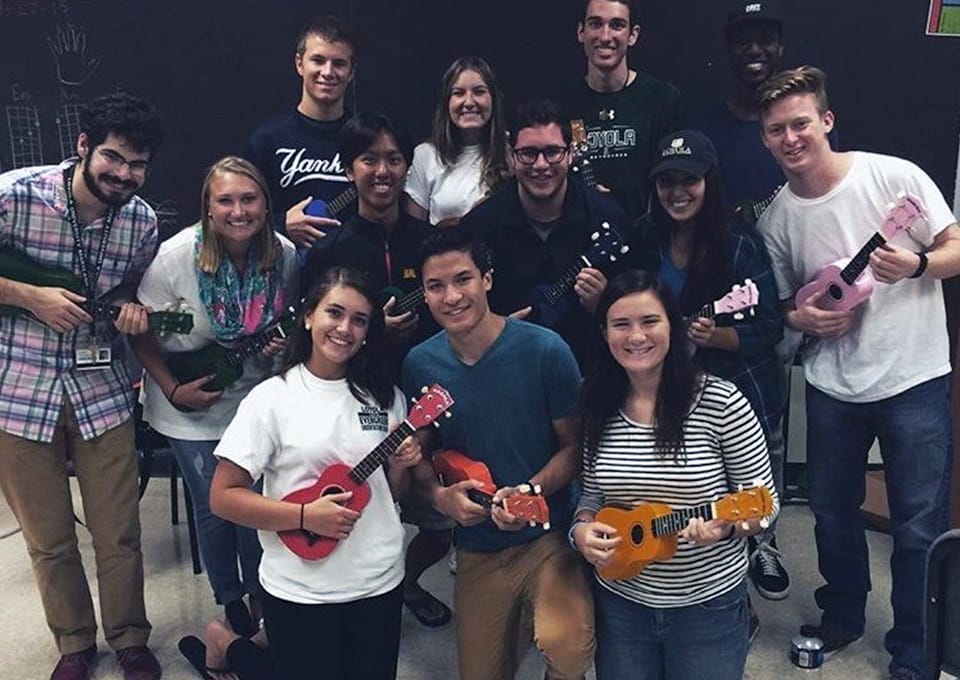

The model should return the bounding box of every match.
[794,193,926,312]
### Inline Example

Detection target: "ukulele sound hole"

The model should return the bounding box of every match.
[321,485,346,497]
[827,284,843,301]
[630,525,644,545]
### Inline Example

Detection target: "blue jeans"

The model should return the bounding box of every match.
[805,375,952,675]
[594,580,749,680]
[168,437,262,605]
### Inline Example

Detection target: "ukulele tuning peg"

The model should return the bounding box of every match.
[760,518,770,529]
[738,483,744,492]
[532,483,542,494]
[744,278,753,285]
[591,232,600,241]
[752,477,763,488]
[444,411,452,418]
[740,521,750,532]
[421,386,428,394]
[895,190,906,199]
[885,201,896,212]
[620,245,630,254]
[518,483,531,493]
[432,421,440,428]
[543,521,551,530]
[734,312,744,320]
[528,520,536,527]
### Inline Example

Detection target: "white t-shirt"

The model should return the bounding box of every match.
[215,367,407,604]
[405,142,486,225]
[759,152,955,401]
[137,225,299,439]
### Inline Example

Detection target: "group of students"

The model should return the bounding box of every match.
[0,1,958,680]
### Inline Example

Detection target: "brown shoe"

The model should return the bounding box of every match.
[116,646,161,680]
[50,647,97,680]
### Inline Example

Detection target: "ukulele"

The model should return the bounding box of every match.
[794,193,925,312]
[0,247,193,334]
[683,280,760,328]
[304,186,358,221]
[279,384,455,560]
[570,119,597,189]
[381,285,426,318]
[733,185,782,228]
[523,221,630,328]
[166,307,298,392]
[594,485,774,581]
[433,449,551,529]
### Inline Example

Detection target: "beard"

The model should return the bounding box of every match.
[81,155,139,207]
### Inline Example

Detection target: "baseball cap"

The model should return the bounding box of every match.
[725,0,783,31]
[649,130,719,179]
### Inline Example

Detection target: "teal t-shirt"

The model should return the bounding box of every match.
[401,319,581,552]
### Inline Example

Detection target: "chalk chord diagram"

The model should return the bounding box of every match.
[6,105,44,169]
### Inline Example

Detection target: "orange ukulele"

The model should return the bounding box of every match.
[278,384,454,560]
[593,485,773,581]
[433,449,551,529]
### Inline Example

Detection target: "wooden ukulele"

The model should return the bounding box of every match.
[683,279,760,328]
[166,307,297,392]
[593,485,773,581]
[794,193,925,312]
[433,449,551,529]
[0,247,193,334]
[279,384,455,560]
[570,119,597,189]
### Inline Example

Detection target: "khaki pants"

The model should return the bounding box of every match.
[0,400,150,654]
[455,531,595,680]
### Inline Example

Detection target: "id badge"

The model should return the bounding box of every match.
[75,343,112,371]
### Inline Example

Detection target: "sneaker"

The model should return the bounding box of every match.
[799,623,861,656]
[116,646,161,680]
[51,647,97,680]
[749,536,791,600]
[447,550,458,574]
[890,667,921,680]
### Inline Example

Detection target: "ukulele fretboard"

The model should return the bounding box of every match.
[328,186,358,217]
[652,502,715,537]
[348,421,416,484]
[840,233,887,285]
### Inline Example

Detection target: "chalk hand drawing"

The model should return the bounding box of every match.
[47,24,101,87]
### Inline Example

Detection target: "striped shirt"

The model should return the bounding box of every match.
[0,160,158,443]
[579,375,779,607]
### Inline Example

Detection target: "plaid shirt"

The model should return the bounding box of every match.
[0,160,158,443]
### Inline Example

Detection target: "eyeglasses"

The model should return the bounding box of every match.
[512,145,568,166]
[97,148,151,175]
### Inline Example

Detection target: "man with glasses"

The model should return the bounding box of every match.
[0,92,164,680]
[459,99,627,365]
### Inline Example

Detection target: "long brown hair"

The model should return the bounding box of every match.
[431,56,509,193]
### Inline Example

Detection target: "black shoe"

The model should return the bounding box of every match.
[403,583,452,628]
[225,598,256,638]
[799,623,861,656]
[749,536,791,600]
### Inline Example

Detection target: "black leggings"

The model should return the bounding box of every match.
[259,584,403,680]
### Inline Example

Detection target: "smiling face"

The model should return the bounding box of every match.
[760,92,834,179]
[725,21,783,88]
[303,284,372,379]
[348,131,408,217]
[205,171,268,253]
[603,290,671,379]
[448,68,493,138]
[513,123,570,205]
[77,132,150,207]
[422,248,492,338]
[296,35,354,112]
[578,0,639,74]
[655,171,706,225]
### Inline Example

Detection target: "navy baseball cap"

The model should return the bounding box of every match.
[649,130,719,179]
[725,0,784,31]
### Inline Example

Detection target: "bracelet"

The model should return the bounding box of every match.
[299,503,306,531]
[167,383,181,405]
[909,251,928,279]
[568,518,588,550]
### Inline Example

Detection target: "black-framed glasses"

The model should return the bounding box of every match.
[97,148,151,175]
[512,145,568,166]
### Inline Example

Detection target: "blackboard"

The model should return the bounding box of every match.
[1,0,958,236]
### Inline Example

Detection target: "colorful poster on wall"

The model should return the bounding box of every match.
[928,0,960,36]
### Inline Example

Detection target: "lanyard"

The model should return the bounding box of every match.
[62,165,117,301]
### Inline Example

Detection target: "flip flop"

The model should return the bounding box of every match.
[402,584,452,628]
[178,636,233,680]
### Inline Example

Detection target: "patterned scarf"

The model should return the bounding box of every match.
[194,225,284,341]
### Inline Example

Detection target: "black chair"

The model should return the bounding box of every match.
[924,528,960,679]
[134,401,202,575]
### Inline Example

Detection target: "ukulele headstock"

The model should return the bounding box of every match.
[503,491,551,529]
[408,384,455,430]
[882,193,925,239]
[713,279,759,320]
[587,222,630,266]
[715,485,773,523]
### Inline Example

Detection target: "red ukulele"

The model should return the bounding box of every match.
[433,449,551,529]
[279,384,454,560]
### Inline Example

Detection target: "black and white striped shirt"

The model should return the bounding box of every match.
[579,375,779,607]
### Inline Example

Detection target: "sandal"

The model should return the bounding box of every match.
[178,636,233,680]
[402,584,452,628]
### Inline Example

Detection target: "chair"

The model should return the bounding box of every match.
[134,401,202,575]
[923,528,960,679]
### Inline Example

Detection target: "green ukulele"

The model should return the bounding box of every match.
[0,247,193,334]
